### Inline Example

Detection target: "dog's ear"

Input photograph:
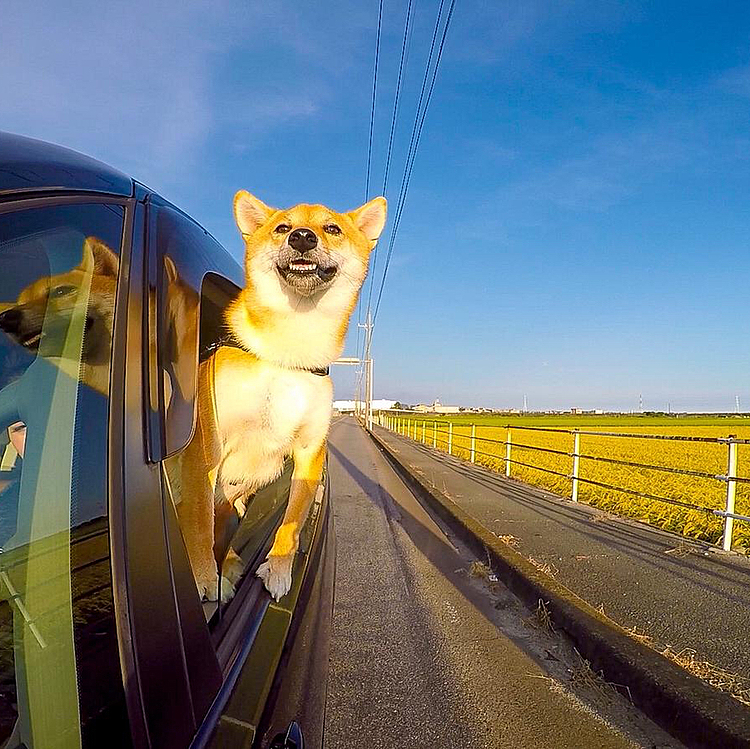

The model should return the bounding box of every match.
[82,237,119,277]
[348,196,387,243]
[234,190,275,236]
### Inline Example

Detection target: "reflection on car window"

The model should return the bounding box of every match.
[0,203,129,748]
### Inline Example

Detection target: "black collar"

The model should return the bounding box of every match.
[205,335,329,376]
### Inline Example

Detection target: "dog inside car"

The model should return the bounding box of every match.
[172,191,387,602]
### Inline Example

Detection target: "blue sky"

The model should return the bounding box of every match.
[4,1,750,411]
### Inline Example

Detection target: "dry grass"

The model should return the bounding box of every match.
[528,556,560,578]
[665,648,750,705]
[663,541,695,557]
[623,625,750,706]
[623,625,652,646]
[468,560,492,579]
[568,648,632,703]
[497,533,520,548]
[527,598,555,633]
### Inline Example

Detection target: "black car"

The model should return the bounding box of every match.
[0,132,334,749]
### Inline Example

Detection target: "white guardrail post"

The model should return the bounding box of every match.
[448,422,453,455]
[505,428,512,477]
[571,430,580,502]
[470,424,476,463]
[723,437,738,551]
[421,420,425,443]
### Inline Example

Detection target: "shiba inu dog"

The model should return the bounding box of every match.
[175,191,386,601]
[0,237,118,395]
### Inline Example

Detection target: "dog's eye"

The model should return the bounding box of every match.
[274,224,292,234]
[323,224,341,235]
[51,285,76,298]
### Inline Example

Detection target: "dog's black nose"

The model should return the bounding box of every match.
[288,228,318,253]
[0,308,21,333]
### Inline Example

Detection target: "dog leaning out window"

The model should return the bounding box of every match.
[161,192,387,606]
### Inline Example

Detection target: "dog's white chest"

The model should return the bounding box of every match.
[213,360,331,491]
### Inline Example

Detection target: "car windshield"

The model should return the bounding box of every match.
[0,203,128,748]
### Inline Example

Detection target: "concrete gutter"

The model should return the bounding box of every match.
[368,427,750,749]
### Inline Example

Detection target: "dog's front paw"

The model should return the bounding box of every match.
[196,574,219,602]
[219,575,237,603]
[222,548,246,587]
[256,555,294,601]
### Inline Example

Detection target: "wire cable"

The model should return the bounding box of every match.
[355,0,385,362]
[364,0,417,322]
[372,0,456,327]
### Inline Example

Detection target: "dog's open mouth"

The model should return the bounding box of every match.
[14,316,95,353]
[277,261,338,284]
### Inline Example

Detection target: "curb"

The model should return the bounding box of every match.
[367,427,750,749]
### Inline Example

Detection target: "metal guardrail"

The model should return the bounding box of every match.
[374,412,750,551]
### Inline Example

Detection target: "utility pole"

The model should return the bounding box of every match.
[358,310,374,430]
[736,395,741,414]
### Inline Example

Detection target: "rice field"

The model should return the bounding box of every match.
[384,414,750,550]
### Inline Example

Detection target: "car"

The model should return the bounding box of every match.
[0,131,334,749]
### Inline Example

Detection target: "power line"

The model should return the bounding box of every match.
[372,0,456,327]
[381,0,416,198]
[355,0,385,364]
[364,0,417,321]
[365,0,384,203]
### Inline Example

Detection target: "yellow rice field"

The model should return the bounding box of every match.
[389,416,750,550]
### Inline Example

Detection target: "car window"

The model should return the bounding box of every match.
[0,202,129,748]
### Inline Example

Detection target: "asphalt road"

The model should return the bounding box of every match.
[371,423,750,683]
[324,417,680,749]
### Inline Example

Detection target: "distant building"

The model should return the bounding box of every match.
[333,398,397,413]
[412,398,461,414]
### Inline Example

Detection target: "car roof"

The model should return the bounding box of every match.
[0,131,132,197]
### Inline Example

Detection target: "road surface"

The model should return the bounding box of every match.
[324,417,680,749]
